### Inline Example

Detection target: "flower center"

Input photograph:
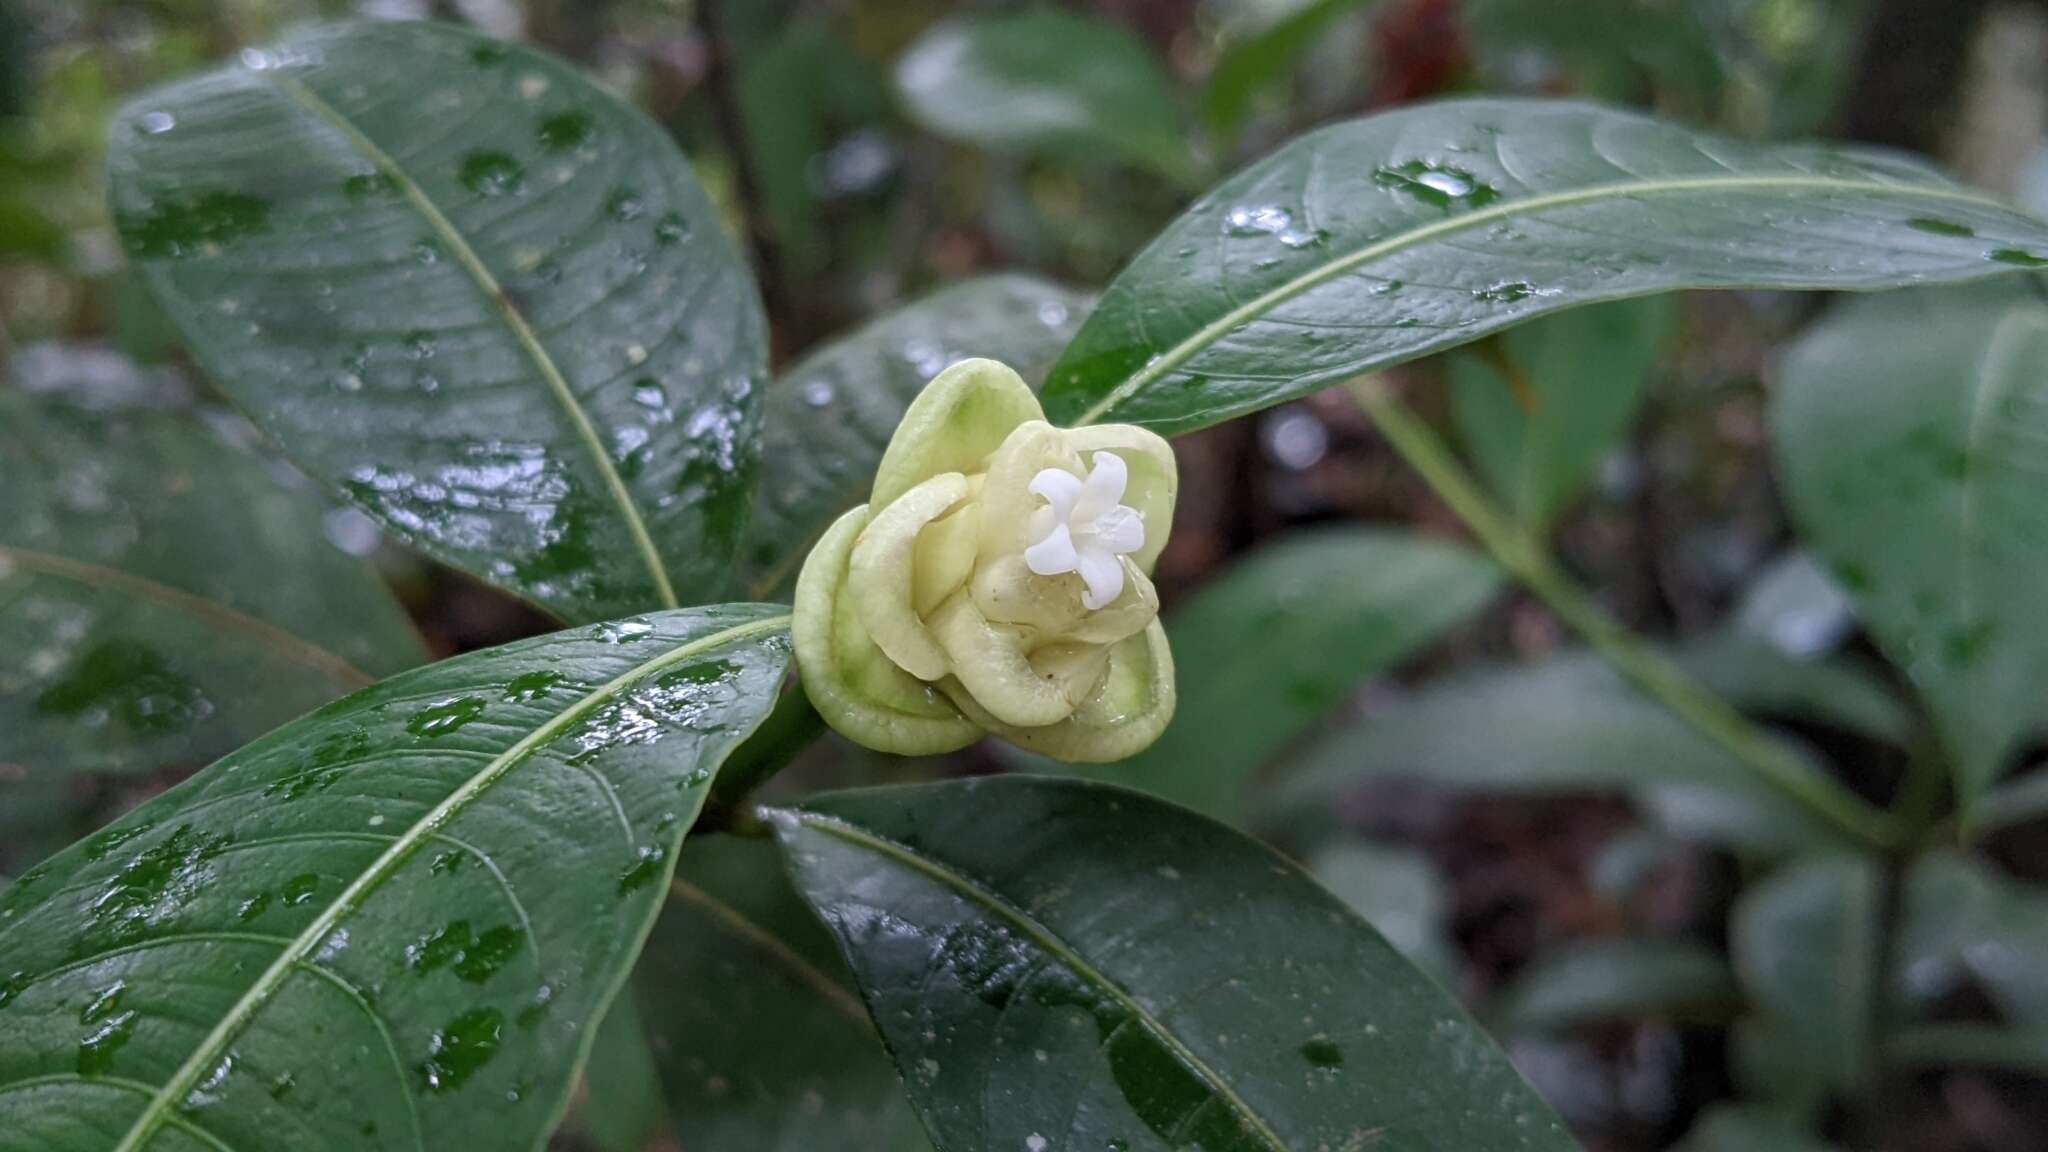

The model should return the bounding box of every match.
[1023,451,1147,610]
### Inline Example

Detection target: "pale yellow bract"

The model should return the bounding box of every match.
[792,358,1178,761]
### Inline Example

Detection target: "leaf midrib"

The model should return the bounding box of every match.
[1071,173,2019,427]
[261,69,680,610]
[0,545,372,686]
[109,611,790,1152]
[783,810,1294,1152]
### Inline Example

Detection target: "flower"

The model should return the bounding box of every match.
[792,357,1177,761]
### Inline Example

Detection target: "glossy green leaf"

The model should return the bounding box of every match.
[1040,98,2048,434]
[1201,0,1381,140]
[1266,647,1865,852]
[0,392,425,781]
[894,9,1192,181]
[1730,855,1882,1093]
[635,834,927,1152]
[769,777,1578,1152]
[0,605,789,1151]
[1451,297,1672,530]
[1074,528,1499,817]
[108,21,768,623]
[1492,938,1740,1031]
[1775,280,2048,814]
[1306,841,1455,982]
[740,275,1089,599]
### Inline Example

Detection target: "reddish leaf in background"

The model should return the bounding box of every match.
[1376,0,1467,104]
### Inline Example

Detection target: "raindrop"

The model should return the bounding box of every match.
[1372,160,1501,210]
[537,109,593,153]
[617,844,667,893]
[1990,248,2048,267]
[282,874,321,906]
[418,1007,505,1093]
[1472,280,1551,304]
[136,111,176,136]
[1905,217,1974,238]
[801,380,836,408]
[1300,1037,1344,1069]
[654,213,691,246]
[503,669,563,702]
[1037,300,1070,328]
[408,696,487,737]
[1223,205,1325,248]
[459,151,526,197]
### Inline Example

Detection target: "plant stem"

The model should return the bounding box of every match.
[1346,377,1902,851]
[698,676,825,833]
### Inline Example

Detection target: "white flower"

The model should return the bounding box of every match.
[1023,451,1148,609]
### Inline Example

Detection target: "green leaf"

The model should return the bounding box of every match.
[1266,649,1850,852]
[1675,1105,1839,1152]
[578,986,672,1152]
[1491,938,1740,1031]
[108,21,769,623]
[0,606,789,1151]
[1731,551,1857,660]
[1674,631,1910,747]
[1774,280,2048,814]
[0,393,425,780]
[1463,0,1724,105]
[1889,1024,2048,1075]
[740,275,1089,599]
[1306,841,1455,982]
[1730,854,1882,1093]
[894,8,1192,181]
[1450,297,1673,530]
[636,834,927,1151]
[1074,528,1499,818]
[1201,0,1382,140]
[1899,851,2048,1028]
[1040,98,2048,434]
[768,777,1578,1152]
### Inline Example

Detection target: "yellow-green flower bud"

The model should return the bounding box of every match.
[792,358,1178,761]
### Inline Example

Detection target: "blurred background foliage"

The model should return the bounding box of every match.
[9,1,2048,1150]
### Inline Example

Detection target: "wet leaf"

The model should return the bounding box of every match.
[634,835,927,1152]
[740,275,1089,599]
[1072,528,1500,818]
[894,9,1192,181]
[1451,297,1673,531]
[1889,1024,2048,1075]
[108,21,768,622]
[1041,99,2048,434]
[0,606,789,1150]
[769,776,1578,1152]
[0,393,424,785]
[1775,280,2048,816]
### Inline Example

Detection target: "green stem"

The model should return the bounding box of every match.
[1346,377,1901,851]
[699,676,825,833]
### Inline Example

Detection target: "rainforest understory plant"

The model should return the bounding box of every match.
[9,11,2048,1152]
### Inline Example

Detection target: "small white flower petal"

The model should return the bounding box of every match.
[1072,451,1128,524]
[1086,505,1146,556]
[1028,467,1083,522]
[1076,548,1125,610]
[1024,522,1079,576]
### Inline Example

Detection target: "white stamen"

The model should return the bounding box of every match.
[1024,452,1146,609]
